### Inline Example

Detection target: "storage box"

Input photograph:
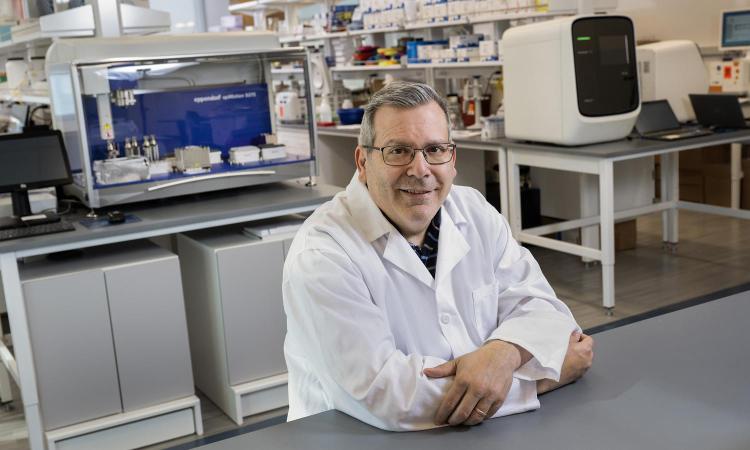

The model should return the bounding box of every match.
[679,169,704,203]
[702,144,731,165]
[703,163,731,207]
[678,149,704,171]
[742,159,750,210]
[615,219,637,251]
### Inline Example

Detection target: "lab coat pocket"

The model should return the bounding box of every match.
[472,283,500,340]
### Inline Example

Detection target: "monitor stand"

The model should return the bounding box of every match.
[11,189,32,218]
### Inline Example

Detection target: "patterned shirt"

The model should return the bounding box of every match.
[409,210,441,278]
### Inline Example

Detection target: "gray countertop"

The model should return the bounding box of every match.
[196,290,750,450]
[0,182,341,257]
[498,129,750,159]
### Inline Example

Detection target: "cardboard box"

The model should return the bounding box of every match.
[546,218,636,252]
[659,169,706,203]
[742,159,750,210]
[702,144,731,165]
[615,219,637,251]
[678,145,730,171]
[679,169,704,203]
[679,149,704,170]
[703,163,731,207]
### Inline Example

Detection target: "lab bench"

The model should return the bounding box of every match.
[194,287,750,450]
[0,181,340,450]
[501,129,750,312]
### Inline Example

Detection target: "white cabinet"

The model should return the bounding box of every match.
[23,268,122,430]
[177,226,293,424]
[21,241,195,432]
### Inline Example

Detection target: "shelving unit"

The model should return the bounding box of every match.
[277,7,584,43]
[349,25,404,35]
[0,89,50,104]
[405,61,502,69]
[330,64,407,72]
[229,0,319,12]
[230,0,319,33]
[403,17,470,30]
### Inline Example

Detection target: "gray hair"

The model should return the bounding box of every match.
[358,80,452,148]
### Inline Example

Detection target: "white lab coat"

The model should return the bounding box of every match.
[282,174,579,431]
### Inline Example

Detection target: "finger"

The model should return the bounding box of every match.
[448,389,482,426]
[580,335,594,350]
[463,396,494,426]
[485,397,504,421]
[434,380,467,425]
[571,331,582,342]
[423,360,457,378]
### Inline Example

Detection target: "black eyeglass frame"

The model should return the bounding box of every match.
[361,143,457,167]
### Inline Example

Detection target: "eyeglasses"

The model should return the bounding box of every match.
[362,143,456,167]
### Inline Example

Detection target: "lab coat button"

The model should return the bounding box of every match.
[440,314,450,324]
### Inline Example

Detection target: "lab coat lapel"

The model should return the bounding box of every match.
[435,200,470,286]
[382,233,434,288]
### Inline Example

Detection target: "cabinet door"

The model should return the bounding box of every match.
[105,256,194,411]
[217,240,287,385]
[24,270,122,430]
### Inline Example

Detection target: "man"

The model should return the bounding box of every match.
[283,81,593,431]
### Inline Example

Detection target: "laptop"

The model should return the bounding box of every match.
[689,94,750,129]
[634,100,713,141]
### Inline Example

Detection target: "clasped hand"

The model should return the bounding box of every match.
[424,332,594,427]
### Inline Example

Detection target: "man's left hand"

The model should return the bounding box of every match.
[424,340,530,426]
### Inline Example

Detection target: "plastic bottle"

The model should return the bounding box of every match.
[318,99,333,123]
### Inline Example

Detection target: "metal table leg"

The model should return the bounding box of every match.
[0,315,12,404]
[660,152,679,249]
[507,150,523,238]
[599,160,616,313]
[580,173,600,263]
[498,147,509,219]
[731,143,743,210]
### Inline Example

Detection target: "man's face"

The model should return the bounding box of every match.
[355,101,457,243]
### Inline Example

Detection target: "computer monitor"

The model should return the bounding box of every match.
[720,9,750,52]
[0,130,72,218]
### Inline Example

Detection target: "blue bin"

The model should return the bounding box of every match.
[338,108,365,125]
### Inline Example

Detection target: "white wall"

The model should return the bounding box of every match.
[149,0,207,33]
[202,0,230,30]
[616,0,750,48]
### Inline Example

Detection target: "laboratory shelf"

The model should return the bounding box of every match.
[0,89,51,104]
[406,61,502,69]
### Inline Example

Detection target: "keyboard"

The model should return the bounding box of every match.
[0,221,76,242]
